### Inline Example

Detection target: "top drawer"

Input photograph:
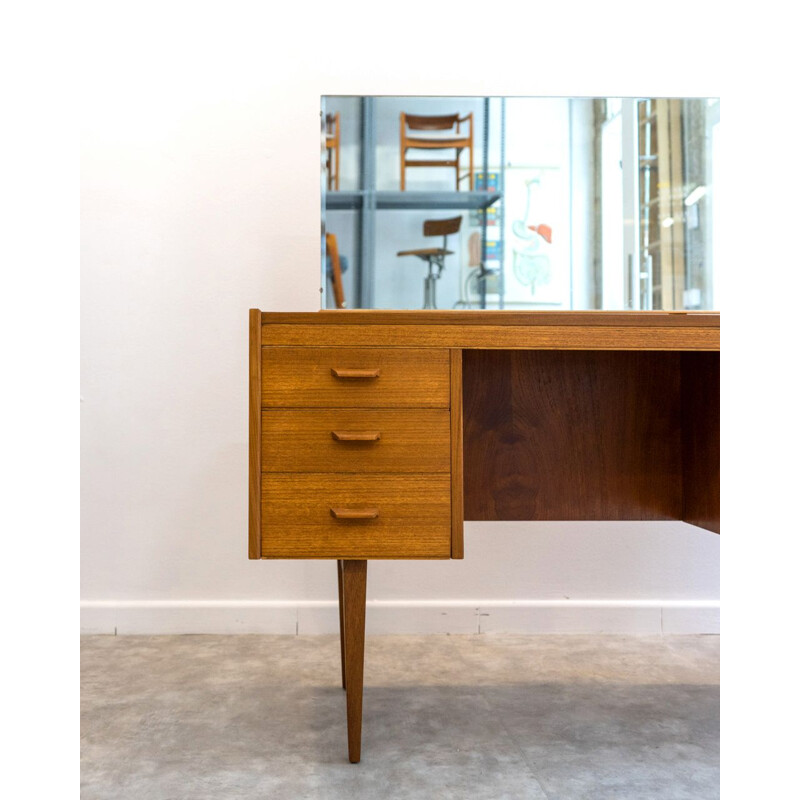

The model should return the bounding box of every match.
[262,347,450,408]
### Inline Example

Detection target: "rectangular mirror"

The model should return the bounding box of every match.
[321,96,719,311]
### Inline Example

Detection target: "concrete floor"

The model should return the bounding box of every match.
[81,634,719,800]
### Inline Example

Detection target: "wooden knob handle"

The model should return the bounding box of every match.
[331,431,382,442]
[331,367,381,379]
[330,507,379,520]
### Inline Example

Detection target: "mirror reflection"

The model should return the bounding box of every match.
[322,96,719,311]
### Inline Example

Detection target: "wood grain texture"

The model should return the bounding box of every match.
[330,507,380,520]
[326,234,345,308]
[337,560,346,690]
[261,323,719,351]
[261,409,450,473]
[341,560,367,763]
[450,349,464,559]
[261,347,450,407]
[261,310,720,328]
[261,474,451,559]
[463,350,684,521]
[423,216,462,237]
[681,352,720,533]
[248,309,262,559]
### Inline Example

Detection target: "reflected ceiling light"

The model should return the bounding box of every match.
[685,186,708,206]
[662,217,675,228]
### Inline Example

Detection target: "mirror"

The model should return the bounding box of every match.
[322,96,719,312]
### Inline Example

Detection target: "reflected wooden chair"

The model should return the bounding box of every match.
[399,112,473,191]
[325,113,340,191]
[326,233,346,308]
[397,216,462,308]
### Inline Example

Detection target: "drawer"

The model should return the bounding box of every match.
[262,473,451,559]
[261,409,450,473]
[262,347,450,408]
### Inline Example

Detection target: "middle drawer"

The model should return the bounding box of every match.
[262,408,450,473]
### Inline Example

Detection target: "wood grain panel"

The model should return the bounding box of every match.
[261,347,450,407]
[262,323,719,351]
[337,560,346,690]
[248,309,262,559]
[262,474,451,559]
[261,409,450,473]
[261,310,720,328]
[450,349,464,558]
[681,352,720,533]
[341,560,367,763]
[463,350,683,521]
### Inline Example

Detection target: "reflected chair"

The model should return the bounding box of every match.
[325,112,340,191]
[399,113,473,191]
[326,233,346,308]
[397,216,462,309]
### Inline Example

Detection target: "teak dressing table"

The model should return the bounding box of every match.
[248,309,720,763]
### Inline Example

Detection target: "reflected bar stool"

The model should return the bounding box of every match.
[399,112,473,191]
[397,216,462,309]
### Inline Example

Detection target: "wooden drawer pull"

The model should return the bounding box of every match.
[330,507,379,520]
[331,367,381,379]
[331,431,382,442]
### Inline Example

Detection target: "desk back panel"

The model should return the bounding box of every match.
[463,350,685,523]
[681,352,720,533]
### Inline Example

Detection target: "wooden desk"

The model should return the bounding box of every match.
[248,310,720,762]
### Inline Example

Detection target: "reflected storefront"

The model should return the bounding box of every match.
[321,96,719,312]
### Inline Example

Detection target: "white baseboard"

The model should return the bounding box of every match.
[80,599,719,635]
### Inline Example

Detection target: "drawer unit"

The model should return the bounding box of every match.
[262,347,450,408]
[261,473,451,559]
[250,313,462,561]
[261,409,450,473]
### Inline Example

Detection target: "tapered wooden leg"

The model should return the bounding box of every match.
[341,559,367,763]
[337,559,346,690]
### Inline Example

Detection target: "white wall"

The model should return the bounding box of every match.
[80,5,719,635]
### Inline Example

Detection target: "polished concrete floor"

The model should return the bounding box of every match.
[81,634,719,799]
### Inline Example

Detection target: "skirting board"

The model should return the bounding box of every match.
[80,600,719,636]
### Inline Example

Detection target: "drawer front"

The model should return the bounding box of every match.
[261,409,450,473]
[262,347,450,408]
[262,473,451,559]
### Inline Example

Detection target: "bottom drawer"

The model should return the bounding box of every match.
[262,473,451,559]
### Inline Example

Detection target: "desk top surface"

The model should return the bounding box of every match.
[256,310,720,350]
[260,310,719,327]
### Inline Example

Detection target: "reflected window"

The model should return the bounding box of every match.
[321,96,718,311]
